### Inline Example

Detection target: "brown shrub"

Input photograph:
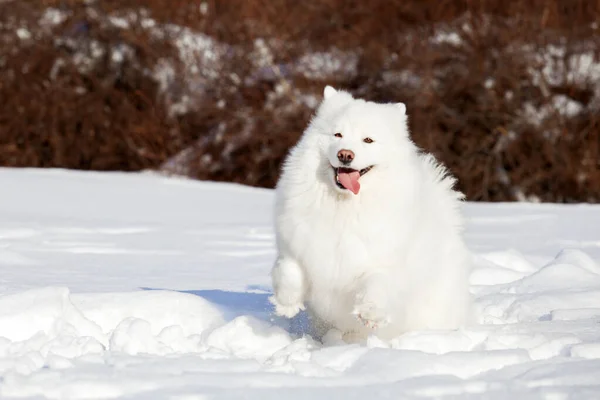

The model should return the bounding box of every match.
[1,0,599,202]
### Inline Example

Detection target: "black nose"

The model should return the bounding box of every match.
[337,149,355,164]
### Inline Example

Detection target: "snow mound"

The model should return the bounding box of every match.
[205,316,292,361]
[0,287,224,377]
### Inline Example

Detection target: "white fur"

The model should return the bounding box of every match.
[269,86,472,342]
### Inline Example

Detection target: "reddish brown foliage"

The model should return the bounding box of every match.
[1,0,599,202]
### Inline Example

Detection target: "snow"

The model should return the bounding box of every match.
[15,28,31,41]
[431,31,462,46]
[295,49,359,80]
[529,44,600,112]
[1,167,600,398]
[522,95,585,128]
[39,8,69,28]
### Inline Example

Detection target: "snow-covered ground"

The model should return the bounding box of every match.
[1,168,600,399]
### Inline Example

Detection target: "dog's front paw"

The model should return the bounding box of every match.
[352,302,391,330]
[269,295,305,318]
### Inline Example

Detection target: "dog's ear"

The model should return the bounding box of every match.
[396,102,406,115]
[323,85,337,99]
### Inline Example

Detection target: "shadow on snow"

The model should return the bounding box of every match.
[140,286,312,337]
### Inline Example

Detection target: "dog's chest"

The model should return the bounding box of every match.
[288,199,396,282]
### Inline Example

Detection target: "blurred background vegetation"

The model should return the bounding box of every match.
[1,0,599,202]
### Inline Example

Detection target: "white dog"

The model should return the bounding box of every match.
[269,86,471,341]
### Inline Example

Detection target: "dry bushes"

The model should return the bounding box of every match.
[0,3,191,171]
[0,0,599,202]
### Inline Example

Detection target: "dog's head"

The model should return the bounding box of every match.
[309,86,413,196]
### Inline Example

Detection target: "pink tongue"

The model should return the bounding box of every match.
[338,170,361,194]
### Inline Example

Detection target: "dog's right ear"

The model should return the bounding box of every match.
[396,102,406,115]
[323,85,337,99]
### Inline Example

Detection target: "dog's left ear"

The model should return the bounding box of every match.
[323,85,337,99]
[396,103,406,115]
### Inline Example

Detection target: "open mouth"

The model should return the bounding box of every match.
[333,166,373,194]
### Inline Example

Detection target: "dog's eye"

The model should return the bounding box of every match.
[334,133,343,138]
[363,137,374,144]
